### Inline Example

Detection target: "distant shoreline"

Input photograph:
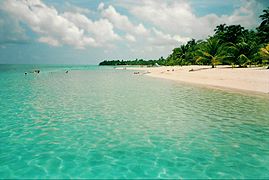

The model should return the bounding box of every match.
[118,65,269,94]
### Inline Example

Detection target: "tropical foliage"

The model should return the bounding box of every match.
[196,38,225,68]
[257,8,269,44]
[100,8,269,68]
[260,44,269,67]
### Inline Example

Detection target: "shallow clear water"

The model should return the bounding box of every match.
[1,64,269,178]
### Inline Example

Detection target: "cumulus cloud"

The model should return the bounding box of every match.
[62,12,121,45]
[2,0,95,48]
[38,36,60,46]
[100,4,149,36]
[125,34,136,42]
[120,0,262,39]
[0,0,264,59]
[150,28,190,46]
[2,0,121,48]
[99,3,189,47]
[0,11,28,44]
[98,0,262,58]
[64,2,92,15]
[98,2,105,11]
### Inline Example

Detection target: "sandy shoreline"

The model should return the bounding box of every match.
[119,65,269,94]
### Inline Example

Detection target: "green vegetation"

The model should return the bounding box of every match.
[196,38,225,68]
[99,8,269,68]
[99,57,165,66]
[260,44,269,66]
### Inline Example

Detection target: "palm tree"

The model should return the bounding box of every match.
[226,40,259,67]
[170,45,188,65]
[260,44,269,68]
[185,39,199,65]
[257,8,269,44]
[196,38,225,68]
[260,44,269,57]
[214,24,227,34]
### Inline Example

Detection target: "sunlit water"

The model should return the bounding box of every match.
[1,64,269,178]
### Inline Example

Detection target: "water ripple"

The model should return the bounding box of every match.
[1,67,269,178]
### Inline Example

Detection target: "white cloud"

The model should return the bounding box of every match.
[2,0,96,48]
[2,0,121,48]
[98,3,190,57]
[62,12,121,45]
[125,34,136,42]
[135,24,148,35]
[64,2,92,15]
[219,1,259,27]
[98,2,105,11]
[100,4,149,36]
[38,36,60,46]
[150,28,190,46]
[1,0,263,60]
[120,0,261,39]
[0,11,28,44]
[97,0,261,58]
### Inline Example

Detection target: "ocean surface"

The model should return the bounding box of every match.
[1,64,269,178]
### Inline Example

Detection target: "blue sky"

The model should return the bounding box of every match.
[0,0,268,64]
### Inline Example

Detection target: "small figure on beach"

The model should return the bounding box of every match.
[134,72,140,74]
[65,70,69,73]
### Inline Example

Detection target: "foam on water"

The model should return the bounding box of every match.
[0,65,269,178]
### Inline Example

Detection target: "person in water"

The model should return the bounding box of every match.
[33,70,40,73]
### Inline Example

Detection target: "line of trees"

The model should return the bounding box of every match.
[99,58,165,66]
[99,8,269,68]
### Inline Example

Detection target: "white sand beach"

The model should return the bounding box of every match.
[124,66,269,94]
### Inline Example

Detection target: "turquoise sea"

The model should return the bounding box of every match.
[1,64,269,179]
